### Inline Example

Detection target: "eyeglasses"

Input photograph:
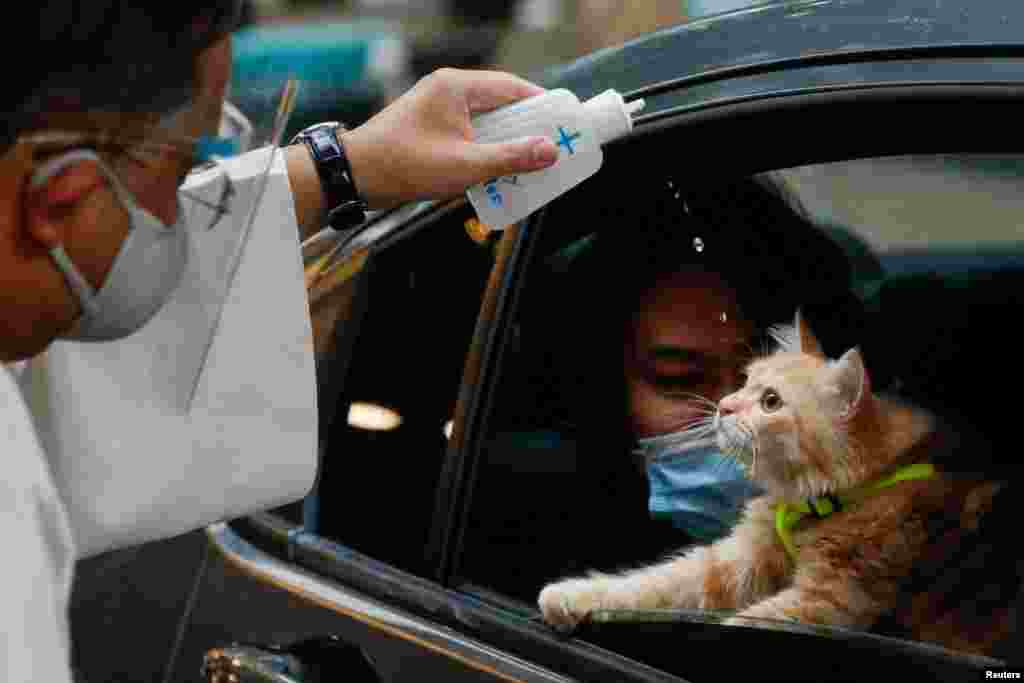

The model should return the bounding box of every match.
[21,124,239,233]
[18,78,299,234]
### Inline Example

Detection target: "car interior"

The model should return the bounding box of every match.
[311,201,500,577]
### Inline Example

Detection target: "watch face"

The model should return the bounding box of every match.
[310,122,341,134]
[311,127,331,147]
[290,121,341,145]
[313,130,342,161]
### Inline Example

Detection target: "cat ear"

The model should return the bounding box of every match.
[795,309,825,359]
[832,347,872,420]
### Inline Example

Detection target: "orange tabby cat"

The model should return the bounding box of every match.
[539,312,1004,653]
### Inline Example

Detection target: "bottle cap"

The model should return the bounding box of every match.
[582,89,646,146]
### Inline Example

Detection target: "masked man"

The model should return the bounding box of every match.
[1,3,559,680]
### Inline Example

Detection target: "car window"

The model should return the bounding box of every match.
[452,152,1022,679]
[302,203,497,577]
[780,155,1024,253]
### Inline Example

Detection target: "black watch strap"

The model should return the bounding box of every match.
[290,122,367,230]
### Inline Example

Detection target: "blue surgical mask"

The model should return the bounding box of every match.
[635,433,762,544]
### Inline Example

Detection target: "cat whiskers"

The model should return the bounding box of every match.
[679,415,717,441]
[718,420,758,479]
[669,391,719,414]
[713,428,743,475]
[672,393,723,438]
[749,424,760,478]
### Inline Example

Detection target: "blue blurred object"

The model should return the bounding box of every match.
[229,20,409,139]
[232,22,384,86]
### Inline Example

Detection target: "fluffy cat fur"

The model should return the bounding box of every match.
[538,312,1004,654]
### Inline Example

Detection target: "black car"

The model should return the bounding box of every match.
[146,1,1024,681]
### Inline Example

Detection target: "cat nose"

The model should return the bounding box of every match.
[718,395,740,416]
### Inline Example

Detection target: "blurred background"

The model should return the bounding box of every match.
[231,0,765,139]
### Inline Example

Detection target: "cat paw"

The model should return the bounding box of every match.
[538,579,609,632]
[725,606,800,628]
[723,615,747,628]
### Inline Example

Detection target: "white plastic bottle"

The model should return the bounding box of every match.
[466,88,646,230]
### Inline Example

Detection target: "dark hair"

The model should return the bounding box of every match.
[564,171,855,346]
[4,1,244,148]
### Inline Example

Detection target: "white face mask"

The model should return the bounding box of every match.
[31,149,190,342]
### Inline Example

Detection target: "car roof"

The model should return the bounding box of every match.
[542,0,1024,115]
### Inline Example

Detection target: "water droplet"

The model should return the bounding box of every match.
[693,236,705,253]
[683,201,691,215]
[667,179,675,189]
[674,191,681,200]
[720,312,728,323]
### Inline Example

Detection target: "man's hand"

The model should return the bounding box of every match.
[340,68,560,210]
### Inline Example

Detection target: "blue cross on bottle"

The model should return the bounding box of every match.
[556,126,582,155]
[484,179,503,207]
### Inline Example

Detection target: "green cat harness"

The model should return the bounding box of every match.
[774,463,936,563]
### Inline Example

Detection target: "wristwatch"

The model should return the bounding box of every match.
[289,121,367,230]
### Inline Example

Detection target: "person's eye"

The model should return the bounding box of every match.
[654,374,705,394]
[760,388,784,412]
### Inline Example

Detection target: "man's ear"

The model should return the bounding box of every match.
[24,156,106,249]
[795,309,825,359]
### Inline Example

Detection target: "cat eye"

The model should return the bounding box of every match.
[760,388,784,412]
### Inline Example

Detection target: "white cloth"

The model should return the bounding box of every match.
[19,147,318,558]
[0,365,76,682]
